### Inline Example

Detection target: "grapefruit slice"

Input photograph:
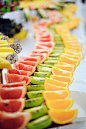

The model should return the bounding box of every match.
[0,111,31,129]
[14,63,35,75]
[46,98,74,110]
[0,81,26,88]
[50,75,74,85]
[27,53,48,63]
[43,90,70,101]
[7,69,31,76]
[30,49,50,56]
[17,60,37,67]
[35,42,55,49]
[0,86,26,99]
[5,73,31,85]
[52,67,73,77]
[20,56,40,65]
[0,99,25,113]
[45,78,69,88]
[48,109,78,124]
[44,82,67,91]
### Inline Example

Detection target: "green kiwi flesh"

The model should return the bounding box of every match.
[27,85,44,91]
[31,76,45,84]
[37,65,52,73]
[27,90,43,99]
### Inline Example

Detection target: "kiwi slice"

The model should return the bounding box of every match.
[27,90,43,99]
[50,53,61,57]
[24,105,48,120]
[44,60,57,65]
[31,76,45,84]
[54,46,64,50]
[25,97,44,108]
[47,57,60,60]
[27,85,44,91]
[52,49,64,53]
[34,72,51,78]
[38,64,52,68]
[27,115,52,129]
[54,41,63,45]
[37,66,52,73]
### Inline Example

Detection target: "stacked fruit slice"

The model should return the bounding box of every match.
[4,6,82,129]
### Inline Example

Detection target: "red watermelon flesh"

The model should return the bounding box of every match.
[17,60,37,67]
[0,81,26,88]
[5,73,31,85]
[14,63,35,74]
[7,69,31,76]
[20,56,40,65]
[0,99,25,113]
[0,111,31,129]
[28,53,48,63]
[0,86,26,99]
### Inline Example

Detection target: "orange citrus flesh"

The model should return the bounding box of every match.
[50,75,74,85]
[43,90,70,101]
[45,78,69,88]
[48,109,78,124]
[60,55,80,66]
[54,64,75,72]
[57,61,75,67]
[44,82,67,91]
[61,53,80,60]
[46,98,74,110]
[52,67,73,77]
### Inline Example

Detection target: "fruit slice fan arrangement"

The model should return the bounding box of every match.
[1,4,82,129]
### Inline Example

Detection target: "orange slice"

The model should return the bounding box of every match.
[46,98,74,110]
[66,46,82,51]
[64,48,81,53]
[45,78,68,88]
[44,82,67,91]
[52,67,73,77]
[54,64,75,72]
[50,75,73,85]
[60,55,80,66]
[57,61,75,67]
[48,109,78,124]
[43,90,70,101]
[61,53,80,60]
[65,50,83,59]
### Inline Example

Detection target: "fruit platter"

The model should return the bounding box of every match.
[0,1,86,129]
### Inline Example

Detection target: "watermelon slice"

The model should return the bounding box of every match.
[14,63,35,75]
[0,81,26,88]
[0,99,25,113]
[0,111,31,129]
[5,73,31,85]
[20,56,40,65]
[27,53,48,63]
[7,69,31,76]
[0,86,26,99]
[17,60,37,67]
[30,49,50,56]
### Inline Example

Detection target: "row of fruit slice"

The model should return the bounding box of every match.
[1,8,82,129]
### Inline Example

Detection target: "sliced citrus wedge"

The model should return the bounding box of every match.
[54,64,75,72]
[50,75,73,85]
[45,78,68,88]
[48,109,78,124]
[60,55,80,66]
[61,53,80,61]
[44,82,67,91]
[46,98,74,110]
[43,90,70,101]
[52,67,73,77]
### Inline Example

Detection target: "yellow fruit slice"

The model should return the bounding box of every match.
[44,82,67,91]
[61,53,80,60]
[52,67,73,77]
[60,55,80,66]
[50,75,73,85]
[54,64,75,72]
[45,78,69,88]
[48,109,78,124]
[43,90,70,101]
[46,98,74,110]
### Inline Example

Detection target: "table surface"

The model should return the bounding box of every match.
[2,0,86,128]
